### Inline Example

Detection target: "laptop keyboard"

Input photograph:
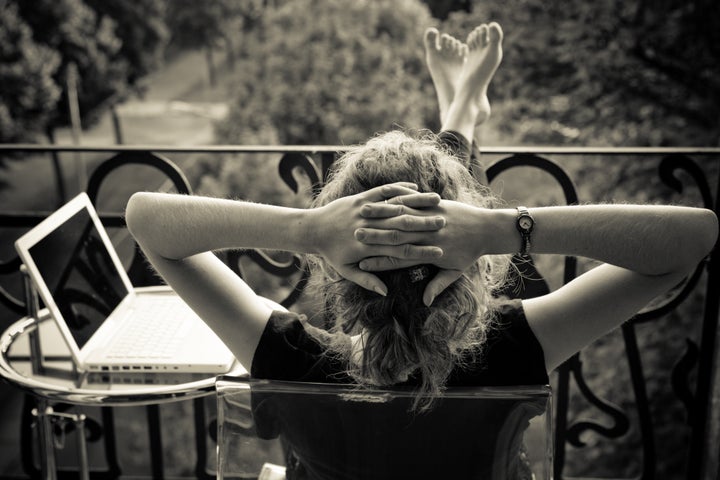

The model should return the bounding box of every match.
[106,297,194,359]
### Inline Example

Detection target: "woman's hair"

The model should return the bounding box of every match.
[306,130,510,411]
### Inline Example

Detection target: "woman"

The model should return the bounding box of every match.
[125,24,717,410]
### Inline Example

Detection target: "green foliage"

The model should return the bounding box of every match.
[84,0,169,87]
[420,0,471,20]
[16,0,127,126]
[165,0,241,48]
[0,0,61,143]
[215,0,437,146]
[1,0,168,142]
[442,0,719,147]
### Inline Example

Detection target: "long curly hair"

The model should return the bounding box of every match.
[306,130,510,411]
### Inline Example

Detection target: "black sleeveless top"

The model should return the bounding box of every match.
[251,299,548,386]
[247,300,549,480]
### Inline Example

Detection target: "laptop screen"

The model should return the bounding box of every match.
[28,206,129,349]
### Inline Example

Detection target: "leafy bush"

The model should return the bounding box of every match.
[216,0,437,146]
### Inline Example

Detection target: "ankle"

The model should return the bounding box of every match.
[441,102,480,140]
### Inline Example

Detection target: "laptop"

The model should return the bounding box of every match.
[14,192,239,374]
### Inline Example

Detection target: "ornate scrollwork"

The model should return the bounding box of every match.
[278,152,321,195]
[487,153,637,474]
[87,151,193,288]
[632,153,713,323]
[671,339,699,425]
[565,356,631,447]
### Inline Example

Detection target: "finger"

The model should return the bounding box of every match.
[336,265,388,296]
[362,183,419,203]
[358,256,420,271]
[358,244,442,267]
[355,227,439,246]
[357,218,443,241]
[423,269,464,306]
[361,202,441,220]
[388,192,441,209]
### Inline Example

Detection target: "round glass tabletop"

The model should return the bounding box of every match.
[0,312,246,406]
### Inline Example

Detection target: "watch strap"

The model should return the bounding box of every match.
[516,206,533,256]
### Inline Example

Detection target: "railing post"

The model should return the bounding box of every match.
[694,166,720,480]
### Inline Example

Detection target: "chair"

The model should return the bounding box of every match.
[215,376,553,480]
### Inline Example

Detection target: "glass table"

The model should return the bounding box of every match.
[0,311,245,480]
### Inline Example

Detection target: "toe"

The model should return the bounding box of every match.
[488,22,503,44]
[424,27,439,50]
[459,42,469,58]
[467,25,486,49]
[478,24,489,48]
[440,33,453,51]
[451,37,464,55]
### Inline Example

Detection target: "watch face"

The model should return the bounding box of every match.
[519,217,533,230]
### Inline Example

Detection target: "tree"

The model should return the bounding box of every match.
[15,0,127,128]
[420,0,471,20]
[84,0,169,90]
[0,0,169,143]
[215,0,436,146]
[165,0,243,86]
[0,0,61,143]
[442,0,719,147]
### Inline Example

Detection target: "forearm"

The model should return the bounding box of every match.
[126,192,316,260]
[480,205,718,276]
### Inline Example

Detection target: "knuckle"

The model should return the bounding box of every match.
[360,259,375,270]
[402,243,413,258]
[390,229,400,245]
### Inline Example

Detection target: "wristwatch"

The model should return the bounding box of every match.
[515,206,534,256]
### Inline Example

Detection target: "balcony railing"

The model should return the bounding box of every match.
[0,144,718,480]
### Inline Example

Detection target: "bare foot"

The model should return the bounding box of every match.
[454,22,503,125]
[424,27,467,124]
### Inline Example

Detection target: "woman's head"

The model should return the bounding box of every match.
[308,130,509,409]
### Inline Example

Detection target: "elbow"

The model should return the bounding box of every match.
[125,192,155,246]
[677,208,718,274]
[699,208,719,259]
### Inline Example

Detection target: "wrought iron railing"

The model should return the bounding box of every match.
[0,144,718,480]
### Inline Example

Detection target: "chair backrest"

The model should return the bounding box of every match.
[216,376,553,480]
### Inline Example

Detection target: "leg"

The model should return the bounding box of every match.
[424,27,467,127]
[425,24,502,182]
[442,23,503,144]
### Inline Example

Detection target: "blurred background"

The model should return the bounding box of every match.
[1,0,719,478]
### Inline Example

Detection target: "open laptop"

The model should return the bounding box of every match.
[14,192,238,374]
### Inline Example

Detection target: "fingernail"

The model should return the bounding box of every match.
[435,217,446,227]
[359,261,368,270]
[431,247,443,257]
[374,285,387,296]
[423,293,434,307]
[355,229,366,240]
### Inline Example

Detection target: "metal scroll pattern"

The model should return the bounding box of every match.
[486,154,627,477]
[224,151,326,309]
[486,152,716,480]
[1,147,717,479]
[0,151,193,314]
